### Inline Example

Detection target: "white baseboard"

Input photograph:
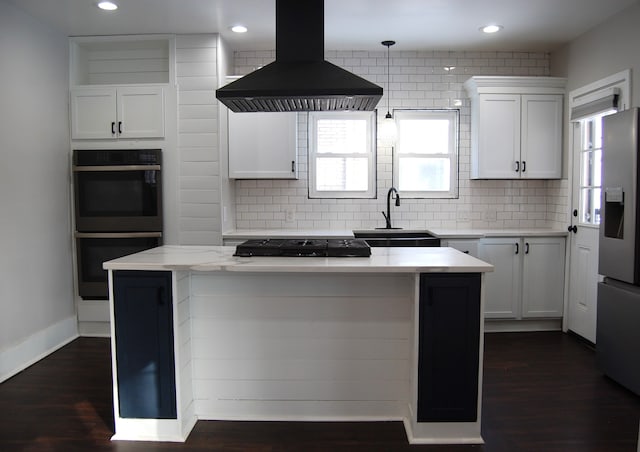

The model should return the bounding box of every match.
[0,315,78,383]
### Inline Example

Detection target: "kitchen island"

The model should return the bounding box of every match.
[104,245,493,444]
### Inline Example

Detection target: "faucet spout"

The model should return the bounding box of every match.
[383,187,400,229]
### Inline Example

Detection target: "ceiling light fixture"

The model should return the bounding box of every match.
[444,66,456,72]
[481,24,503,34]
[97,1,118,11]
[231,25,248,33]
[380,40,397,143]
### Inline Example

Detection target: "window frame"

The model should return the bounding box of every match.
[393,109,459,199]
[308,110,377,199]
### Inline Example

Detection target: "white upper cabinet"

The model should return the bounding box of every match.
[71,86,165,139]
[464,76,566,180]
[227,110,298,179]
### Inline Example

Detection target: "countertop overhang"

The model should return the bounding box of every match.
[104,245,494,274]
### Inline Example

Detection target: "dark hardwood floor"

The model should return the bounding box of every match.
[1,332,638,452]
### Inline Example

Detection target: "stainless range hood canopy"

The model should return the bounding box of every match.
[216,0,383,113]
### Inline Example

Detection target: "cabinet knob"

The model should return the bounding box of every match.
[515,242,519,254]
[118,121,123,135]
[568,225,577,233]
[291,160,295,173]
[525,242,530,254]
[515,161,520,172]
[522,161,526,173]
[111,122,116,135]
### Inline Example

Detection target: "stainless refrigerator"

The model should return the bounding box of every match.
[597,107,640,396]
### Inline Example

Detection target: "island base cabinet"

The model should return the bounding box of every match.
[418,273,481,422]
[113,270,177,419]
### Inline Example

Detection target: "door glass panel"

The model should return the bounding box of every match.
[578,113,610,226]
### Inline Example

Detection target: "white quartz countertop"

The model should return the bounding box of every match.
[429,228,569,238]
[104,245,494,274]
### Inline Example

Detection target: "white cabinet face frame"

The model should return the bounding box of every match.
[70,86,165,140]
[228,110,298,179]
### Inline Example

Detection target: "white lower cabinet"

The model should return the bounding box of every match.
[478,236,566,320]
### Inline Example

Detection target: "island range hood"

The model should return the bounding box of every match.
[216,0,383,113]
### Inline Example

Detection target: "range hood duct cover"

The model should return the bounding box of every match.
[216,0,383,112]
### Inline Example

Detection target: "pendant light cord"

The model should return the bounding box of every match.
[381,40,395,119]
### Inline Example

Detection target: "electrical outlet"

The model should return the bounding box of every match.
[457,209,471,222]
[483,208,497,222]
[284,208,295,222]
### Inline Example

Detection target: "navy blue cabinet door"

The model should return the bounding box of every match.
[113,270,177,419]
[418,273,481,422]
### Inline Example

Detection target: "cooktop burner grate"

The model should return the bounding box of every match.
[234,238,371,258]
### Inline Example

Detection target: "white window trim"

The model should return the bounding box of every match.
[308,111,377,199]
[568,69,631,229]
[393,109,459,199]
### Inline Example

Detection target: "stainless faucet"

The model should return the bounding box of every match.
[381,187,400,229]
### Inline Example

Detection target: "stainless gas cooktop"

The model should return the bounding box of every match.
[234,239,371,258]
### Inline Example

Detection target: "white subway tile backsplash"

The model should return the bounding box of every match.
[231,48,567,231]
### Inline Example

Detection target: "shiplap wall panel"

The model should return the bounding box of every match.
[176,35,220,245]
[86,46,169,85]
[196,399,405,420]
[189,272,413,420]
[174,271,195,433]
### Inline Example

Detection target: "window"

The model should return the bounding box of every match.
[393,110,458,198]
[308,111,376,198]
[578,111,617,225]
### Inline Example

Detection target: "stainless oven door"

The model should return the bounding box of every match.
[73,165,162,232]
[75,232,162,299]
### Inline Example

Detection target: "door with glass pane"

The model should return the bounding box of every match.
[567,116,604,343]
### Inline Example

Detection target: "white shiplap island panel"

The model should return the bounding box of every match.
[104,246,493,445]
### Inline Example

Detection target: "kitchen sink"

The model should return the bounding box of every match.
[352,230,440,247]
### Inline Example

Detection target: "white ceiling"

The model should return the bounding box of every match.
[7,0,638,52]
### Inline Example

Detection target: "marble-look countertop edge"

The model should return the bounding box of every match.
[104,245,494,273]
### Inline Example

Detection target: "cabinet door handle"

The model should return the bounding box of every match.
[525,242,529,254]
[515,242,519,254]
[291,160,295,173]
[522,161,526,173]
[118,121,123,135]
[515,161,520,172]
[111,121,116,135]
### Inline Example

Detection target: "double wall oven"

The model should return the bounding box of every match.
[73,149,163,299]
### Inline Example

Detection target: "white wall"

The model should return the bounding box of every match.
[551,2,640,107]
[0,0,76,380]
[231,50,568,230]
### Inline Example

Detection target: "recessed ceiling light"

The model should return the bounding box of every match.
[231,25,248,33]
[97,1,118,11]
[481,24,503,34]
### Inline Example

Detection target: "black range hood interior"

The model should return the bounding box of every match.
[216,0,383,113]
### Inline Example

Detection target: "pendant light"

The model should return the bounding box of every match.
[380,40,397,143]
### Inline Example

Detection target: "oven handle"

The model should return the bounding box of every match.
[74,232,162,239]
[72,165,161,172]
